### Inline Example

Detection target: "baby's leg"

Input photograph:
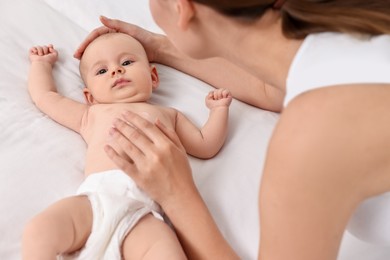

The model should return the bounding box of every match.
[122,214,187,260]
[22,195,92,260]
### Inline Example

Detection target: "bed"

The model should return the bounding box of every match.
[1,0,390,259]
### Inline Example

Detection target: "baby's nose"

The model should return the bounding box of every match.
[112,67,124,76]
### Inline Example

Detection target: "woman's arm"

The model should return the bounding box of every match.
[163,54,283,112]
[74,17,283,112]
[29,45,87,133]
[163,183,239,260]
[104,111,239,259]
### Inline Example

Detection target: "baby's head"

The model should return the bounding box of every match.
[79,33,159,104]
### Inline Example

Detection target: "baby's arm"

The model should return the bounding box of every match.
[28,45,87,133]
[175,88,232,159]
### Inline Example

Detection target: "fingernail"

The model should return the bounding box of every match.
[113,118,121,125]
[103,145,112,154]
[140,112,155,123]
[122,111,131,117]
[109,126,117,136]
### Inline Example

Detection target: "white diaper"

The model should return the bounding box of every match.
[62,170,163,260]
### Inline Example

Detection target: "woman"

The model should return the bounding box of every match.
[75,1,390,259]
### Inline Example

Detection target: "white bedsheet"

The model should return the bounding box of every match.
[1,0,389,259]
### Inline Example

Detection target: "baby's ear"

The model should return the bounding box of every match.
[150,65,159,90]
[83,87,95,105]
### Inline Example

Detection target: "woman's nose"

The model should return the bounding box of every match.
[111,67,124,76]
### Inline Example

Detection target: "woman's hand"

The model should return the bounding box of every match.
[74,16,173,63]
[104,111,196,208]
[105,111,239,259]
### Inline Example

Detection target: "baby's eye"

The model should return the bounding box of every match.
[96,68,107,75]
[122,60,133,66]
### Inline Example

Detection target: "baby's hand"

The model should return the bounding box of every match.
[29,44,58,65]
[205,88,232,109]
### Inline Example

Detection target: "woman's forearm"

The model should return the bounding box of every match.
[161,49,283,111]
[162,186,239,260]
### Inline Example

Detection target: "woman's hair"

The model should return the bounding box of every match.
[192,0,390,38]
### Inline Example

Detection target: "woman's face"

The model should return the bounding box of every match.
[149,0,208,58]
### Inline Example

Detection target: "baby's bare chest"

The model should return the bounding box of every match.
[81,103,175,144]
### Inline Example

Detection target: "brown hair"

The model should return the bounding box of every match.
[193,0,390,38]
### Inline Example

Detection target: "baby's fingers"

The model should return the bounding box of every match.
[30,45,54,56]
[209,88,231,100]
[30,47,39,55]
[220,88,231,98]
[36,46,47,56]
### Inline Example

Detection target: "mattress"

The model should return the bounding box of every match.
[1,0,389,259]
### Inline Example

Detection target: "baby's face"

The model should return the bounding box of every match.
[81,33,157,104]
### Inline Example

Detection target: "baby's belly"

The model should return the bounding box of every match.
[83,143,123,176]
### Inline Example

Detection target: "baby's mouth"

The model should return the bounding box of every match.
[112,78,131,88]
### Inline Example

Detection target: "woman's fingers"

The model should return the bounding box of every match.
[73,21,117,59]
[74,27,111,59]
[100,16,139,35]
[74,16,138,59]
[105,111,194,204]
[119,111,173,148]
[106,111,186,170]
[111,118,154,156]
[105,125,148,183]
[155,118,186,153]
[75,16,165,62]
[104,144,137,177]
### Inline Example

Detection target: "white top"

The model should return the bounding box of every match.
[284,32,390,106]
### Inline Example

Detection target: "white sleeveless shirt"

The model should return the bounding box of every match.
[284,32,390,107]
[284,32,390,245]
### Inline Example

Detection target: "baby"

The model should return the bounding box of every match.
[23,32,232,259]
